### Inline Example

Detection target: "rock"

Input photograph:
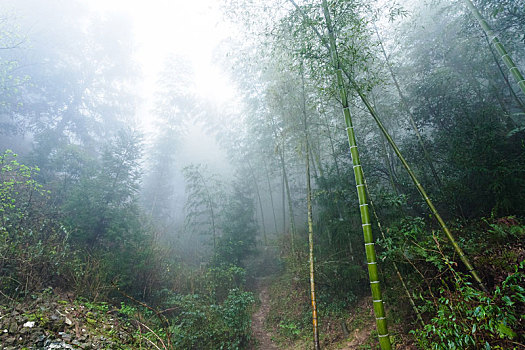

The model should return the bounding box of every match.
[59,331,72,341]
[44,339,76,349]
[23,320,36,328]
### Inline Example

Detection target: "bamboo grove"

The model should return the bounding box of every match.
[223,0,525,348]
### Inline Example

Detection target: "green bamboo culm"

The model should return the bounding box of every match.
[462,0,525,96]
[302,65,321,350]
[321,1,391,349]
[306,138,320,350]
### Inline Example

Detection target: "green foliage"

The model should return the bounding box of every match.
[0,150,46,220]
[167,289,254,349]
[182,164,224,246]
[52,130,166,299]
[314,165,371,298]
[379,216,459,273]
[0,151,71,297]
[204,265,246,303]
[62,129,143,248]
[278,320,301,338]
[214,176,257,266]
[413,262,525,349]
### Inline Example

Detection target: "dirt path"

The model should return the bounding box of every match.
[251,278,279,349]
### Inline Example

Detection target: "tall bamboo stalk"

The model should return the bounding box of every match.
[320,1,391,348]
[282,167,286,235]
[462,0,525,96]
[306,140,320,349]
[301,65,320,349]
[269,113,296,253]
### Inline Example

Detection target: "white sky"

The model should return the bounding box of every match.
[83,0,237,172]
[84,0,237,113]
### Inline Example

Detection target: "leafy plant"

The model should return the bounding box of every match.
[413,262,525,349]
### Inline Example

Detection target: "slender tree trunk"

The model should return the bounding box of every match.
[282,166,286,235]
[364,177,425,327]
[268,113,296,252]
[462,0,525,96]
[300,63,320,348]
[306,136,320,349]
[309,145,320,179]
[380,134,398,195]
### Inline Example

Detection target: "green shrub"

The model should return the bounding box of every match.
[204,264,246,302]
[413,262,525,349]
[170,289,254,349]
[0,150,72,297]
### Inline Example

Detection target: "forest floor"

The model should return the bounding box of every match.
[251,277,279,350]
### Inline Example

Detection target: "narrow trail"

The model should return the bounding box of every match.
[251,278,279,350]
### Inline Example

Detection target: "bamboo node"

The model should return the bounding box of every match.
[368,262,377,265]
[378,333,390,338]
[370,281,380,284]
[359,203,369,207]
[373,299,383,303]
[365,242,374,246]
